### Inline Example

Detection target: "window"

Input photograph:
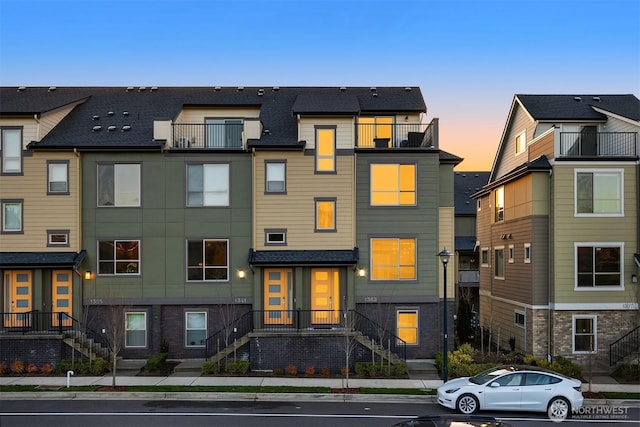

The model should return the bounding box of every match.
[524,243,531,263]
[370,164,416,206]
[1,127,22,173]
[185,311,207,347]
[515,311,525,327]
[508,245,514,263]
[315,127,335,172]
[495,186,504,222]
[573,315,596,353]
[493,373,524,387]
[98,240,140,275]
[1,200,22,233]
[477,199,481,210]
[97,163,141,207]
[265,161,286,193]
[47,230,69,247]
[357,116,393,148]
[315,198,336,231]
[205,118,242,148]
[515,131,526,154]
[187,163,229,206]
[47,161,69,194]
[125,312,146,348]
[576,244,622,288]
[187,239,228,281]
[397,309,418,344]
[576,170,623,215]
[371,238,416,280]
[265,229,287,246]
[525,373,560,386]
[494,247,504,278]
[481,248,489,266]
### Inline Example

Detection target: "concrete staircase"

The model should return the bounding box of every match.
[406,359,440,380]
[355,332,403,364]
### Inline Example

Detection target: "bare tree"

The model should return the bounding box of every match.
[340,310,360,389]
[102,304,127,387]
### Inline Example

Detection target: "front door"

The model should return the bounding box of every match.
[311,268,340,325]
[3,270,32,327]
[52,270,73,327]
[263,268,293,325]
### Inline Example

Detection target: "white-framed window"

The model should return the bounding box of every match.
[125,312,147,348]
[1,199,22,233]
[514,310,525,328]
[98,240,140,275]
[315,126,336,172]
[524,243,531,263]
[515,130,526,154]
[397,309,418,345]
[481,248,489,267]
[185,311,207,347]
[315,198,336,231]
[187,239,229,281]
[573,315,597,354]
[370,163,416,206]
[575,243,623,289]
[47,160,69,194]
[47,229,69,247]
[476,199,481,211]
[265,229,287,246]
[508,245,515,263]
[575,169,623,216]
[495,186,504,222]
[370,237,416,280]
[97,163,141,207]
[265,161,286,193]
[187,163,229,206]
[494,246,505,278]
[1,127,22,173]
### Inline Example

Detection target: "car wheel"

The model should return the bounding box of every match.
[547,397,570,421]
[456,394,479,414]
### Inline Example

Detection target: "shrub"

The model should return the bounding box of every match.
[26,363,39,374]
[41,363,54,375]
[392,362,408,377]
[285,364,298,376]
[201,361,221,375]
[321,366,330,377]
[91,358,110,375]
[305,365,315,376]
[226,359,250,374]
[613,363,640,382]
[548,356,582,380]
[145,352,168,372]
[10,360,24,374]
[0,362,7,375]
[55,359,75,375]
[274,367,284,376]
[340,366,349,376]
[53,358,109,376]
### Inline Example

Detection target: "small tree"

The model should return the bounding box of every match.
[102,304,127,387]
[340,310,360,389]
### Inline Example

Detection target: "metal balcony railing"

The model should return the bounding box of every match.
[356,118,439,149]
[458,269,480,283]
[560,132,637,157]
[172,123,244,149]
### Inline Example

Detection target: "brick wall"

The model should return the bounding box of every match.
[0,336,77,368]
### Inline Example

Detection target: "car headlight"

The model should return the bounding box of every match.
[445,387,460,394]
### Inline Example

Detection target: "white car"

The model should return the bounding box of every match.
[437,365,583,420]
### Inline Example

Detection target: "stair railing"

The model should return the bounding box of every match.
[205,310,254,359]
[610,325,640,366]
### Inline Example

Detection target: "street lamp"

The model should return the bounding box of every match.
[438,248,452,383]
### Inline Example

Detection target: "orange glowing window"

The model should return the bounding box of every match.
[371,164,416,206]
[371,238,416,280]
[316,128,335,172]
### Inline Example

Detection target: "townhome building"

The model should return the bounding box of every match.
[473,94,640,368]
[0,86,459,371]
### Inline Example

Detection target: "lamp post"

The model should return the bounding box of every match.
[438,248,452,383]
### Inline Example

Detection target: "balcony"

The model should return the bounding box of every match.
[356,118,439,149]
[458,269,480,284]
[559,132,637,157]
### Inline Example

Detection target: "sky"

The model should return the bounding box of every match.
[0,0,638,171]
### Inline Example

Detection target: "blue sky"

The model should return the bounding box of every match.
[1,0,638,170]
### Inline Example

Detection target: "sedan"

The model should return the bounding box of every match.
[437,365,583,420]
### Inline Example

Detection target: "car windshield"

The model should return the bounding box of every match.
[469,367,516,384]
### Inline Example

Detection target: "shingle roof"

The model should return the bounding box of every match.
[455,171,489,215]
[248,248,359,265]
[1,86,427,149]
[517,94,640,122]
[455,236,477,251]
[0,251,85,267]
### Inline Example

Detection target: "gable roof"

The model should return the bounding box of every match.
[455,171,490,215]
[517,94,640,122]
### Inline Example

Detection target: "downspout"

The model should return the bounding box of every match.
[548,167,553,362]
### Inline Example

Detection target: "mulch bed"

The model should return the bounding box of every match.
[97,386,129,392]
[582,391,606,399]
[330,388,361,394]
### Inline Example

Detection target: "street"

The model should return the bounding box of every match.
[1,399,638,427]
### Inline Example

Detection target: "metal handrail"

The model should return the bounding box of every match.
[610,325,640,366]
[560,132,637,157]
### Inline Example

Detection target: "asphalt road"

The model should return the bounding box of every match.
[1,399,638,426]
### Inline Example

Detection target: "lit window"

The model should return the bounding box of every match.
[187,239,228,281]
[397,309,418,344]
[371,238,416,280]
[515,131,526,154]
[576,170,623,215]
[47,161,69,194]
[573,315,596,353]
[524,243,531,263]
[494,247,505,278]
[495,187,504,222]
[1,127,22,173]
[125,312,147,348]
[47,230,69,247]
[185,312,207,347]
[1,200,22,233]
[265,161,286,193]
[371,164,416,206]
[357,116,393,148]
[187,163,229,206]
[576,244,622,288]
[315,198,336,231]
[98,163,141,207]
[98,240,140,275]
[315,127,335,172]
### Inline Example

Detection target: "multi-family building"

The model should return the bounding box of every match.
[474,94,640,368]
[0,86,460,370]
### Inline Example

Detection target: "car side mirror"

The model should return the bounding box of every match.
[489,382,500,388]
